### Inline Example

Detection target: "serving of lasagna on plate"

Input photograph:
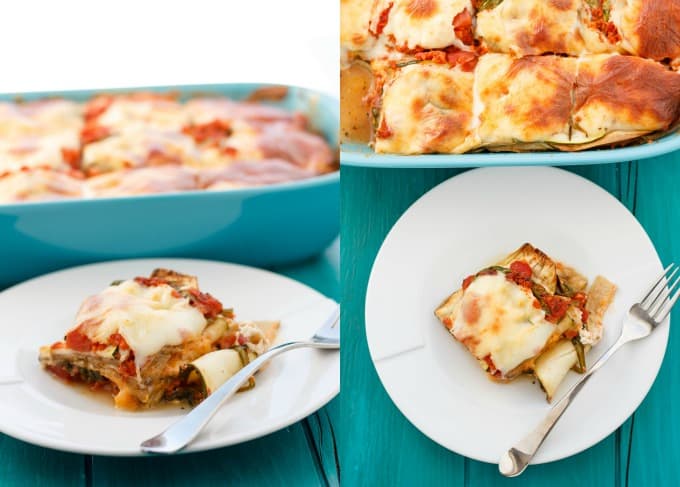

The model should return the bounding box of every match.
[0,89,336,203]
[39,268,279,410]
[435,243,616,401]
[341,0,680,154]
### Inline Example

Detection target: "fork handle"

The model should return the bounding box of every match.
[140,340,309,454]
[499,335,629,477]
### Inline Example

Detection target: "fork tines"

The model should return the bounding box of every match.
[641,263,680,324]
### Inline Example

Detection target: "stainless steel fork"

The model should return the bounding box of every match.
[140,304,340,454]
[499,264,679,477]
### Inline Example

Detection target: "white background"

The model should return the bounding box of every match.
[0,1,338,96]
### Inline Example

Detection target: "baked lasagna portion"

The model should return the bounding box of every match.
[341,0,680,154]
[435,244,616,401]
[39,269,279,410]
[0,88,336,204]
[369,53,680,154]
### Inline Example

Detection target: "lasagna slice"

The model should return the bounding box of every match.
[80,129,199,175]
[435,243,616,401]
[341,0,377,57]
[567,54,680,149]
[475,0,618,56]
[373,61,478,154]
[39,269,279,410]
[0,99,83,138]
[476,54,577,149]
[0,168,83,203]
[610,0,680,67]
[369,0,475,53]
[182,97,336,173]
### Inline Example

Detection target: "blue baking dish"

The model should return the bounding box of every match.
[341,131,680,168]
[0,84,339,287]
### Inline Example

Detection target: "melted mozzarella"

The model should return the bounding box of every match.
[74,280,207,369]
[97,99,188,131]
[452,273,555,376]
[377,0,473,51]
[82,129,199,173]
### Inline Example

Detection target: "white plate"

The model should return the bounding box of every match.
[0,258,339,456]
[365,166,668,465]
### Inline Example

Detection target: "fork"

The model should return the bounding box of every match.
[140,304,340,454]
[499,264,679,477]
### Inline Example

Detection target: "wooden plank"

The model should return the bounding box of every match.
[91,424,324,487]
[274,245,341,486]
[303,398,340,487]
[339,166,466,486]
[625,152,680,486]
[0,436,85,487]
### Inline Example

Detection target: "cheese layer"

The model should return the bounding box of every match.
[452,273,555,376]
[73,280,207,369]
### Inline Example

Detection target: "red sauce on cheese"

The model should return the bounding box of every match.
[371,3,394,37]
[453,9,474,45]
[187,288,223,318]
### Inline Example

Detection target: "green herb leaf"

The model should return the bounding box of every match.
[477,0,503,11]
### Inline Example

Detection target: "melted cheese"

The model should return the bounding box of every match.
[341,0,376,57]
[82,129,199,173]
[74,280,207,369]
[475,54,577,145]
[97,98,188,131]
[572,54,680,142]
[452,274,555,376]
[0,100,83,137]
[0,131,79,173]
[0,169,83,203]
[475,0,612,56]
[611,0,680,62]
[375,62,478,154]
[374,0,473,51]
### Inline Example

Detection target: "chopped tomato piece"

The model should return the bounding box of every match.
[462,274,475,290]
[370,2,393,37]
[61,147,81,169]
[46,365,75,382]
[187,288,223,318]
[65,328,94,352]
[542,295,570,323]
[482,354,500,376]
[445,50,478,71]
[376,118,393,138]
[564,329,579,339]
[80,124,110,144]
[134,276,169,287]
[118,357,136,377]
[108,333,130,350]
[453,9,474,45]
[84,95,114,121]
[506,261,533,288]
[182,120,232,144]
[218,334,237,349]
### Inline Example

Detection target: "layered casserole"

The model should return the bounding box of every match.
[435,244,616,400]
[341,0,680,154]
[39,268,279,409]
[0,89,336,203]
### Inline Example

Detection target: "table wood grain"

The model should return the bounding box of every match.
[0,244,340,487]
[340,155,680,486]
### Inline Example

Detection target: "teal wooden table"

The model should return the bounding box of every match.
[0,243,340,487]
[340,155,680,486]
